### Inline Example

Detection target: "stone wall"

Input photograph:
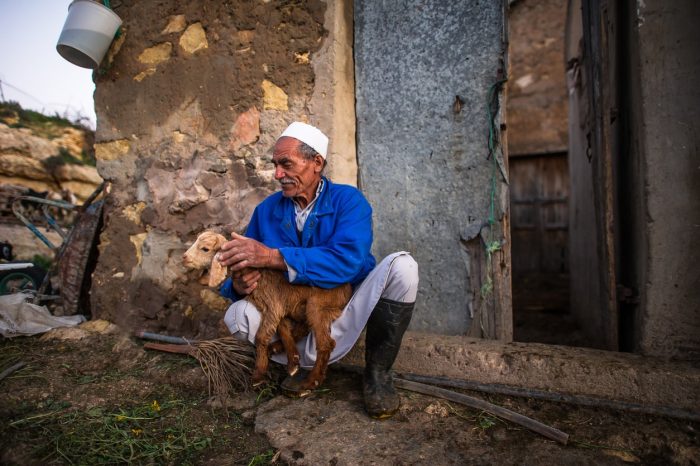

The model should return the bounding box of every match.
[90,0,356,337]
[507,0,568,156]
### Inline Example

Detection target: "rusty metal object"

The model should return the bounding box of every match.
[57,198,103,315]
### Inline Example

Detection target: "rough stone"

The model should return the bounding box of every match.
[261,79,288,110]
[172,131,186,143]
[0,154,51,180]
[0,123,59,160]
[293,51,310,64]
[104,29,126,69]
[179,23,208,55]
[236,29,255,45]
[39,327,89,341]
[52,127,88,158]
[133,68,156,82]
[121,202,146,225]
[199,289,230,312]
[79,319,119,334]
[229,106,260,151]
[137,42,173,66]
[162,14,186,34]
[52,164,102,184]
[507,0,569,155]
[129,232,148,267]
[0,224,58,259]
[95,139,131,161]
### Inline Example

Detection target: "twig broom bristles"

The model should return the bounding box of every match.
[140,335,255,400]
[191,337,255,396]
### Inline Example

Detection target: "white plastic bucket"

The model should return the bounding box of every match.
[56,0,122,69]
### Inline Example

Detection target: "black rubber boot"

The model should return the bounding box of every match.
[363,298,414,419]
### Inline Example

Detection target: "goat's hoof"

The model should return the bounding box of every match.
[281,369,313,398]
[251,373,267,387]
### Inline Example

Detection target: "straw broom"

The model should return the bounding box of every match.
[137,332,255,399]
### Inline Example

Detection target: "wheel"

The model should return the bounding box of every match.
[0,265,46,295]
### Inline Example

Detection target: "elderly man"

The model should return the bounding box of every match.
[217,122,418,419]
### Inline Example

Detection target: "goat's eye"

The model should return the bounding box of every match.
[201,247,210,252]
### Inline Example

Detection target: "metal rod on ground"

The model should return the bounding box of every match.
[397,372,700,423]
[394,378,569,445]
[135,330,195,345]
[0,361,27,382]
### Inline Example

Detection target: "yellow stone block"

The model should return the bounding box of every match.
[294,51,310,64]
[133,67,156,82]
[199,289,230,312]
[122,202,146,225]
[95,139,131,161]
[137,42,172,65]
[162,14,186,34]
[179,23,208,54]
[80,319,117,334]
[172,130,186,143]
[262,79,288,110]
[130,232,148,266]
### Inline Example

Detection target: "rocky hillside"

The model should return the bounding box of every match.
[0,102,102,259]
[0,101,101,201]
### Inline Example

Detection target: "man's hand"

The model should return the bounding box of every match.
[231,269,261,295]
[216,232,286,272]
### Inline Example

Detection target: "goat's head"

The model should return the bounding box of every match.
[182,231,228,287]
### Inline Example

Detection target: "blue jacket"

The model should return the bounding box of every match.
[220,177,376,301]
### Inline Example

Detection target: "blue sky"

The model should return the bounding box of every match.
[0,0,97,128]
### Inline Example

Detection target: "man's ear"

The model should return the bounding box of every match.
[208,258,228,288]
[314,154,325,173]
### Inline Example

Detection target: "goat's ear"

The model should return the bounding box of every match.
[208,257,227,288]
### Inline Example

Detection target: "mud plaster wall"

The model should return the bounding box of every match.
[355,1,511,337]
[630,0,700,359]
[507,0,568,156]
[90,0,357,337]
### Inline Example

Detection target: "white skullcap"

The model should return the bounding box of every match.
[279,122,329,159]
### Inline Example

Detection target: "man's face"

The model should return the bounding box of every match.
[272,137,323,204]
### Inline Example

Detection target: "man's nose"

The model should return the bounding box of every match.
[274,166,285,179]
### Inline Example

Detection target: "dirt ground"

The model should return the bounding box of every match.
[1,330,698,465]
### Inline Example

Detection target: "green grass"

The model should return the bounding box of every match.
[247,449,276,466]
[7,398,213,465]
[0,101,83,134]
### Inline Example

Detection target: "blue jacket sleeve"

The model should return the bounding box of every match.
[278,189,373,288]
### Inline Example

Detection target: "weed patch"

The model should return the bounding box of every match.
[6,397,214,465]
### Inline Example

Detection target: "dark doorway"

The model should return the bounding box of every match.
[507,0,584,346]
[509,153,582,345]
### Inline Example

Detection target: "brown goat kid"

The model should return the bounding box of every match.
[182,231,352,391]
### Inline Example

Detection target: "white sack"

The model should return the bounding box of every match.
[0,292,85,337]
